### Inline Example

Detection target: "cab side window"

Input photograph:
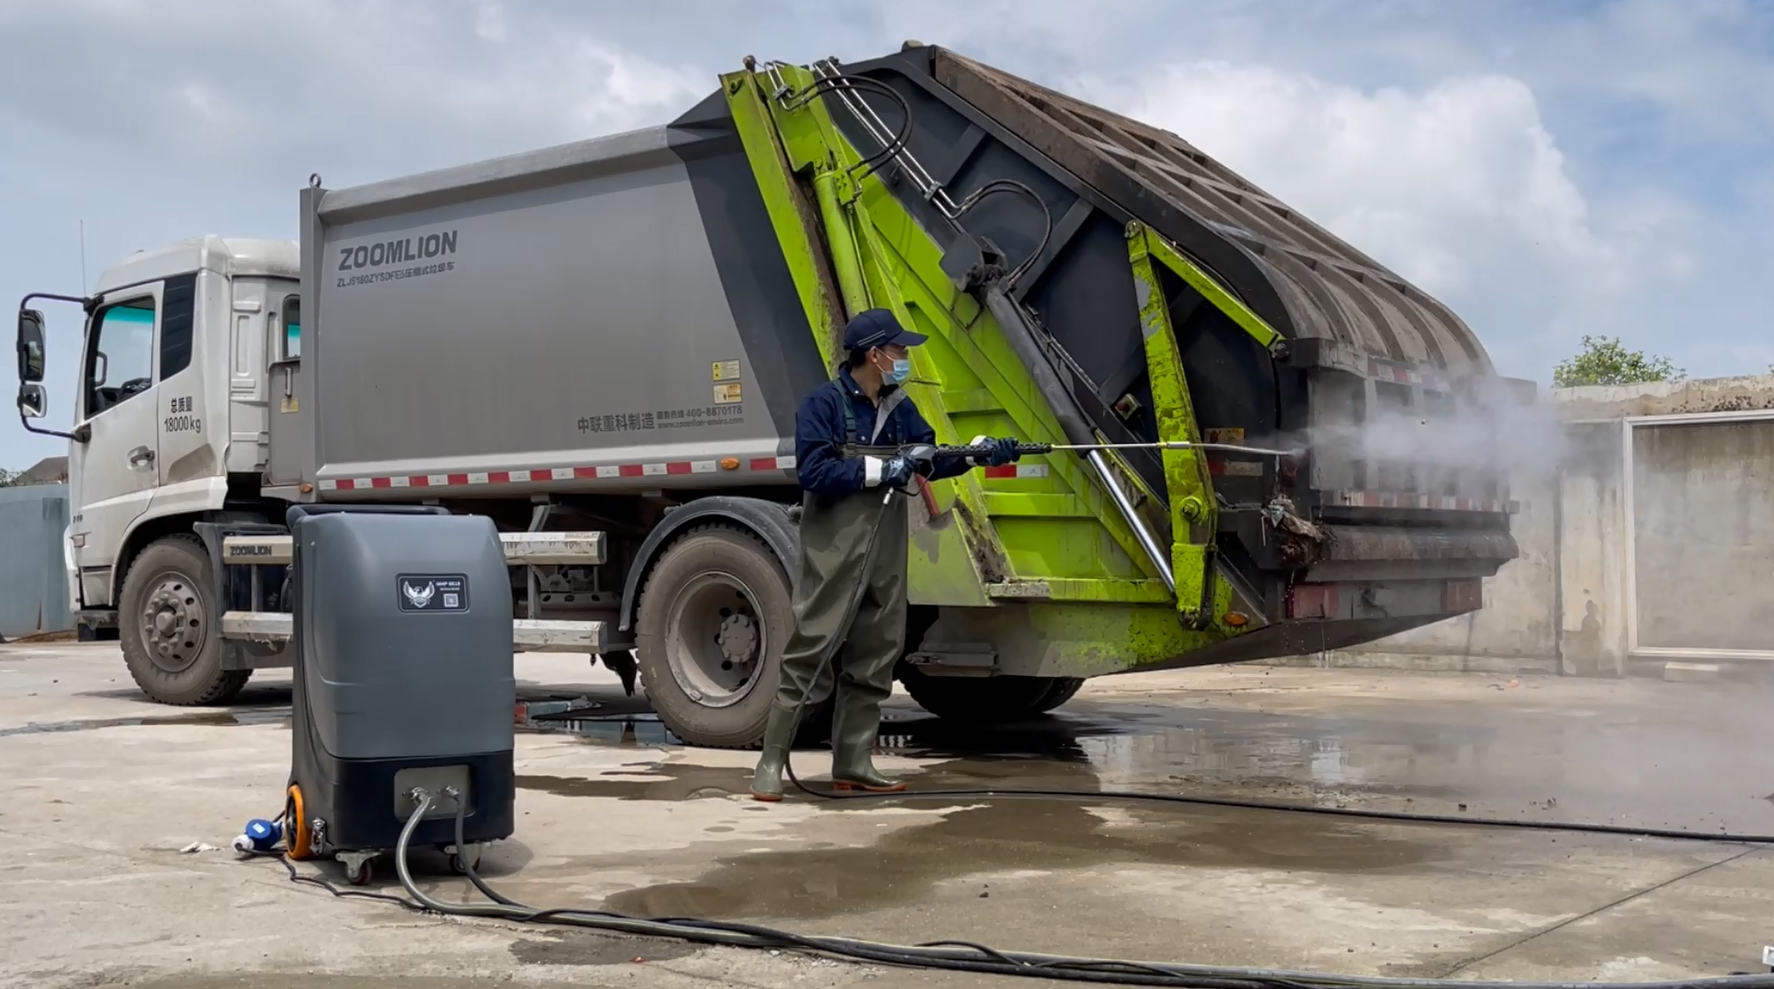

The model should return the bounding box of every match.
[84,299,157,418]
[280,296,300,360]
[159,273,197,379]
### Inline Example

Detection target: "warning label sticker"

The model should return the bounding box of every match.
[712,359,742,381]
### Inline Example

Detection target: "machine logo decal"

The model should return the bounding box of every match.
[396,574,470,612]
[403,582,434,608]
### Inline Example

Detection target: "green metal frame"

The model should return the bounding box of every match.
[722,67,1278,673]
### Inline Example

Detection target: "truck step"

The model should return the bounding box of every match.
[221,531,607,567]
[219,611,608,653]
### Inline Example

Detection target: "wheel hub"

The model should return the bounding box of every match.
[664,572,767,709]
[140,574,206,674]
[717,613,758,664]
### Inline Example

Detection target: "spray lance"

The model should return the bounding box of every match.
[903,438,1300,460]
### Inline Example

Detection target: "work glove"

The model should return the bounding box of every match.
[866,455,917,490]
[970,435,1022,467]
[880,456,917,490]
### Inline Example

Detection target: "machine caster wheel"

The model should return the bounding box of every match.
[337,851,376,886]
[445,844,482,875]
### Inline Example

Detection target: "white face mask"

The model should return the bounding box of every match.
[876,351,911,384]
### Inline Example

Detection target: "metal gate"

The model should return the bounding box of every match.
[0,484,73,639]
[1623,411,1774,662]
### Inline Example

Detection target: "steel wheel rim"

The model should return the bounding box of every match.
[663,569,766,709]
[139,569,207,674]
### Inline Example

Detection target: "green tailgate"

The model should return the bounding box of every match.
[722,64,1276,675]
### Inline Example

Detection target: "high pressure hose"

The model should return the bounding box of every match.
[386,788,1774,989]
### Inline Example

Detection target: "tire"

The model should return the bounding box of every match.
[899,665,1074,723]
[1032,677,1086,714]
[634,526,795,749]
[119,535,250,706]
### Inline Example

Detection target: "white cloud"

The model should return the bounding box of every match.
[2,0,1772,470]
[1072,61,1698,375]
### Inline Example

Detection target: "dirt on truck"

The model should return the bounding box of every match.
[14,44,1521,746]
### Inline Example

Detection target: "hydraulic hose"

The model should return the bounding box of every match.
[387,788,1774,989]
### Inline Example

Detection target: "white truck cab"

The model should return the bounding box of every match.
[19,235,601,706]
[17,236,300,701]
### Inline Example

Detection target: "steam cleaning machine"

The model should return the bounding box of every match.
[279,504,516,886]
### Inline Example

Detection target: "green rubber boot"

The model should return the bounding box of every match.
[749,702,801,802]
[830,692,904,793]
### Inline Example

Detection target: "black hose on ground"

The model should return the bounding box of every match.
[376,788,1774,989]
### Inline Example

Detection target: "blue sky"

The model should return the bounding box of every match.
[2,0,1770,470]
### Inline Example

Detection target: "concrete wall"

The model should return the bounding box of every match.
[1284,373,1774,678]
[0,483,73,639]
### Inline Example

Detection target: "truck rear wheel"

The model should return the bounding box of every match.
[899,666,1083,722]
[119,535,251,706]
[1033,676,1086,713]
[634,526,800,749]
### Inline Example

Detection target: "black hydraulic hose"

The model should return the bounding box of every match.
[792,74,914,177]
[386,789,1774,989]
[955,179,1054,288]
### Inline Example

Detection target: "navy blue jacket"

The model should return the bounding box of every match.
[795,368,974,497]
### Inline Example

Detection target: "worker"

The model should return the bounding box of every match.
[750,308,1021,801]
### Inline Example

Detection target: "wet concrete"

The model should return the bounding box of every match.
[125,978,619,989]
[0,708,290,737]
[601,795,1442,920]
[10,646,1774,989]
[518,765,757,802]
[508,933,698,966]
[519,678,1774,838]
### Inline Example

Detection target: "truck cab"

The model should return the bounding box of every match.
[17,236,299,697]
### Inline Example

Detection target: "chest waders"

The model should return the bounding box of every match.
[750,386,914,801]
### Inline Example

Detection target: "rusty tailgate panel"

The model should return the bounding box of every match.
[926,48,1492,377]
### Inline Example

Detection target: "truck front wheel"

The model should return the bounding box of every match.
[899,665,1085,722]
[119,535,250,706]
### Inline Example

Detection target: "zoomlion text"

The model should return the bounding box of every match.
[337,230,458,271]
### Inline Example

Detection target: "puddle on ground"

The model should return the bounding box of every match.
[522,715,680,746]
[525,696,1474,801]
[509,933,697,966]
[0,709,290,737]
[519,766,757,802]
[601,791,1442,921]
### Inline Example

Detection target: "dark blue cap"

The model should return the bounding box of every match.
[842,308,927,352]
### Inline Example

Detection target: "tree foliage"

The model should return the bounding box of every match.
[1553,335,1685,388]
[0,468,21,487]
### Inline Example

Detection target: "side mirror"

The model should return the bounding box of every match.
[17,382,47,420]
[16,309,46,383]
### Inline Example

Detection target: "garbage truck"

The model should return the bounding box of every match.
[13,44,1522,746]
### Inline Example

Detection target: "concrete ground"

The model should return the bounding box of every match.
[4,643,1774,988]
